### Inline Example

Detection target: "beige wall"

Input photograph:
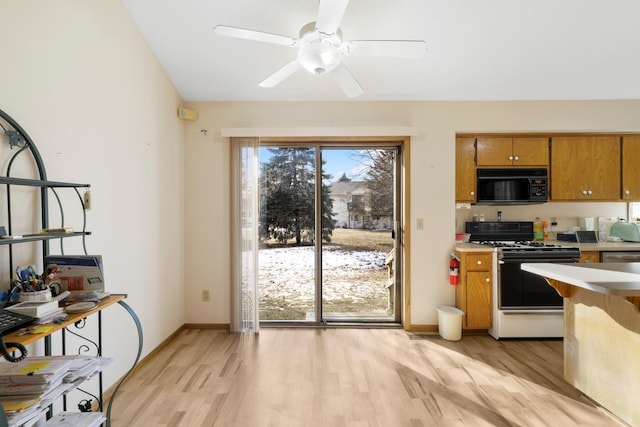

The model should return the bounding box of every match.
[184,101,639,327]
[2,1,185,390]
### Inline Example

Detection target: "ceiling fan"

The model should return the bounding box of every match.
[213,0,427,98]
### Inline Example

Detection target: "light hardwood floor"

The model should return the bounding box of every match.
[110,328,629,426]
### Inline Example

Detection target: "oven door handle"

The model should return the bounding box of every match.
[502,309,563,314]
[604,254,640,262]
[500,258,579,264]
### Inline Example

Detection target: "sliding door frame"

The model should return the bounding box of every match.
[256,136,411,328]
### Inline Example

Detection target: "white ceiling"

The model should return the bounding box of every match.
[121,0,640,102]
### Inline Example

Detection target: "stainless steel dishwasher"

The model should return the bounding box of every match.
[601,252,640,263]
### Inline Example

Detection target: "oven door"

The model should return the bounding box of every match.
[499,258,576,310]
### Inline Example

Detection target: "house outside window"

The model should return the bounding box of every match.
[329,181,392,230]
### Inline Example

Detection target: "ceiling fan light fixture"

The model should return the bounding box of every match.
[213,0,426,97]
[297,27,343,75]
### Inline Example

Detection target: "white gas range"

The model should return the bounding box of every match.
[466,221,581,339]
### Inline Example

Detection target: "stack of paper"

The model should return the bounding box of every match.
[34,307,65,324]
[6,300,59,317]
[0,357,73,387]
[0,356,112,426]
[63,355,113,384]
[44,411,106,427]
[6,300,65,324]
[0,357,74,426]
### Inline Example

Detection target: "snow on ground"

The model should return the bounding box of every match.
[258,245,388,305]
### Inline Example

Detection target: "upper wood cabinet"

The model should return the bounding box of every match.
[622,135,640,200]
[550,136,621,201]
[476,137,549,167]
[456,137,476,203]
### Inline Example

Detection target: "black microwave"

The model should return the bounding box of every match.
[476,168,548,205]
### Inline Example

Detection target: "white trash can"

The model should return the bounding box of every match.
[436,305,464,341]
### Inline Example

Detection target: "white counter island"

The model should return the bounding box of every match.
[522,262,640,427]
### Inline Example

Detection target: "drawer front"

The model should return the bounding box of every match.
[465,254,492,271]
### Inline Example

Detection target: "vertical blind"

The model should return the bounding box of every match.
[230,137,260,332]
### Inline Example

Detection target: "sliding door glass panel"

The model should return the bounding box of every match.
[258,146,317,321]
[321,148,396,322]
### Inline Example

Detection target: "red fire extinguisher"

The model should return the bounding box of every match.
[449,255,459,285]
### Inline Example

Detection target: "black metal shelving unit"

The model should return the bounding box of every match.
[0,109,91,268]
[0,109,93,426]
[0,110,143,427]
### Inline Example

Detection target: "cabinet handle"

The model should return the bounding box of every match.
[477,260,482,265]
[625,190,631,195]
[485,277,490,282]
[508,155,513,161]
[514,155,519,161]
[587,190,593,195]
[470,191,475,196]
[582,190,587,195]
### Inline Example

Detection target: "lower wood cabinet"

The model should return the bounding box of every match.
[455,251,492,329]
[579,251,600,263]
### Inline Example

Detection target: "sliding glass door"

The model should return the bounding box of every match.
[232,139,404,328]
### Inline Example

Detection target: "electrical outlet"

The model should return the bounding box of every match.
[416,218,424,230]
[202,290,210,302]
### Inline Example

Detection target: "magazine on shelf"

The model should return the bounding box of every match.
[0,357,73,385]
[43,255,104,293]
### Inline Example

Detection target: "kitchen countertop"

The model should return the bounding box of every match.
[454,242,495,252]
[521,262,640,296]
[455,240,640,252]
[548,239,640,251]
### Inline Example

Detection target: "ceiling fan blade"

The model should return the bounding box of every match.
[345,40,427,57]
[259,60,302,88]
[213,25,296,46]
[315,0,349,34]
[330,62,363,98]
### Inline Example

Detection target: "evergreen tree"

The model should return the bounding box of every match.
[259,147,335,245]
[338,172,351,182]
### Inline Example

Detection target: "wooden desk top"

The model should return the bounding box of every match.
[4,294,126,348]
